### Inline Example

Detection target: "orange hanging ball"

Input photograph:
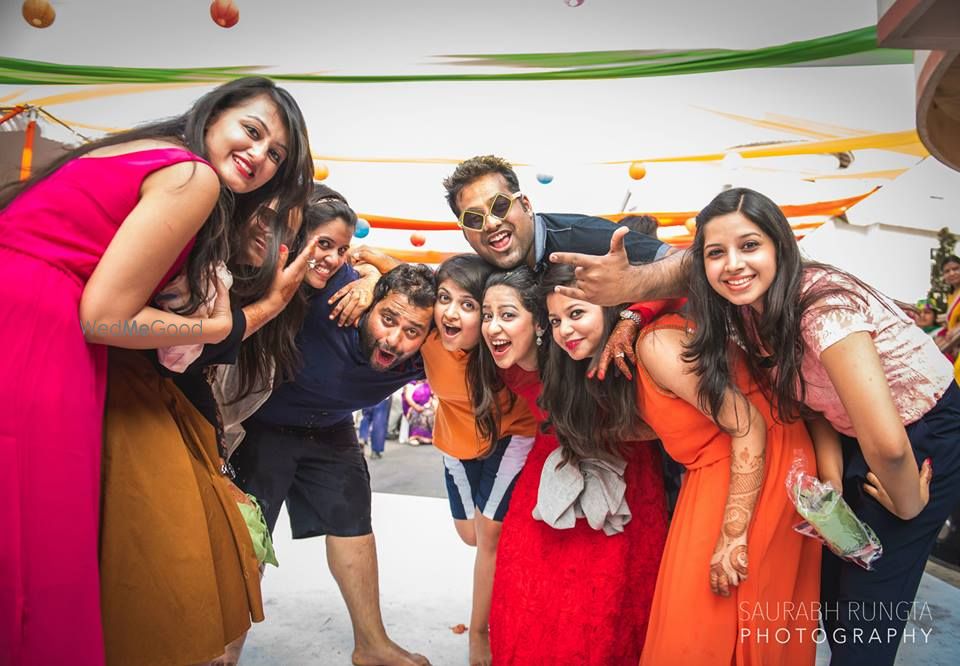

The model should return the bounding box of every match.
[628,162,647,180]
[210,0,239,28]
[410,233,426,247]
[22,0,55,28]
[313,162,329,181]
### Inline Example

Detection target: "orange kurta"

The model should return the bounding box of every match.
[638,315,821,666]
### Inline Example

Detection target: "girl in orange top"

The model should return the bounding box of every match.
[354,251,536,666]
[541,262,821,666]
[425,254,536,666]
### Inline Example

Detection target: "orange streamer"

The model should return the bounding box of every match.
[357,188,878,232]
[0,105,27,126]
[20,118,37,181]
[374,248,458,264]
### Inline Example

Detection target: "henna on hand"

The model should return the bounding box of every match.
[594,318,639,380]
[709,446,764,596]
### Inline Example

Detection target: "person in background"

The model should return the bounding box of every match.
[360,396,393,459]
[620,213,660,238]
[935,254,960,381]
[915,299,943,336]
[401,379,436,446]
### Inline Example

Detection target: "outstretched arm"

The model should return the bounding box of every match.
[637,328,765,597]
[551,226,690,305]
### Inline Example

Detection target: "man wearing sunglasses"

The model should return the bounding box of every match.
[443,155,689,302]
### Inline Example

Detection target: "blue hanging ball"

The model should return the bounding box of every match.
[354,218,371,238]
[536,173,554,185]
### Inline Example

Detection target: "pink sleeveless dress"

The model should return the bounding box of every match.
[0,148,206,666]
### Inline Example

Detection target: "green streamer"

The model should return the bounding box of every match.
[0,26,910,86]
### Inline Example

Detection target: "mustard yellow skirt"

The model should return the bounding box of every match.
[100,349,263,666]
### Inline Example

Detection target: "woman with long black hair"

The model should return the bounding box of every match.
[0,76,312,665]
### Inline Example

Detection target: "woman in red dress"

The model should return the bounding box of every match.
[470,267,667,665]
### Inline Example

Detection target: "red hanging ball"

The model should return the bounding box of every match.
[210,0,239,29]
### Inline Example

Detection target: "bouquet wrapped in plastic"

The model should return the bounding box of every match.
[785,458,882,570]
[225,478,279,567]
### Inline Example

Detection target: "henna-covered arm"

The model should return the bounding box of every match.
[594,299,686,380]
[635,326,765,596]
[709,401,765,597]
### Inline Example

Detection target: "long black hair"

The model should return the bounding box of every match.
[1,77,313,315]
[683,187,881,425]
[229,192,358,401]
[436,254,502,453]
[538,263,637,465]
[467,266,540,450]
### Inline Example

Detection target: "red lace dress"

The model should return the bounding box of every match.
[489,366,668,665]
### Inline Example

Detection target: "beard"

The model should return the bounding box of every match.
[359,318,404,371]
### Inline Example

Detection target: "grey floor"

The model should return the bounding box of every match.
[242,437,960,665]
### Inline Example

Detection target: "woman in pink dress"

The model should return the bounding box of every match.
[0,77,312,666]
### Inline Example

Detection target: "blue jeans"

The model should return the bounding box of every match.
[359,397,391,454]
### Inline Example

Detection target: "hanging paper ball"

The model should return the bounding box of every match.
[684,217,697,234]
[410,233,426,247]
[210,0,239,28]
[22,0,55,28]
[354,218,370,239]
[536,173,554,185]
[565,0,585,6]
[628,162,647,180]
[313,162,329,181]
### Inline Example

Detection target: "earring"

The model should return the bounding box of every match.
[536,331,543,347]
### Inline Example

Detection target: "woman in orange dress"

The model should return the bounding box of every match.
[631,313,821,665]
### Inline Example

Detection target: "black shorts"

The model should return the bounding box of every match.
[232,419,372,538]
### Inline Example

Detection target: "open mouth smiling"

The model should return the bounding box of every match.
[486,230,512,251]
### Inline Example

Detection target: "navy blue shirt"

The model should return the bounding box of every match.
[252,265,425,429]
[533,212,670,271]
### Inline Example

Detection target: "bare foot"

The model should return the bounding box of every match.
[210,631,247,666]
[469,628,492,666]
[352,640,430,666]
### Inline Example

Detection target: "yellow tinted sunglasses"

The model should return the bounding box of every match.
[458,191,523,231]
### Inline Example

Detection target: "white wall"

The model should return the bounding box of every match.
[799,218,941,302]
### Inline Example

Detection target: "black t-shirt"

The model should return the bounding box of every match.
[537,212,665,269]
[252,265,425,429]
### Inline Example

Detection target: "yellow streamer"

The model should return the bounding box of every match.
[602,130,928,164]
[23,82,210,108]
